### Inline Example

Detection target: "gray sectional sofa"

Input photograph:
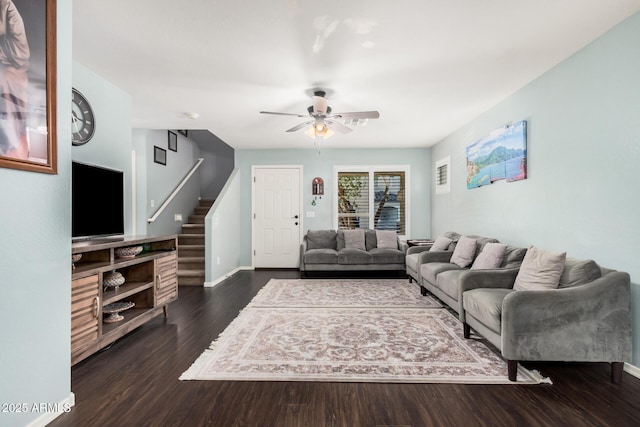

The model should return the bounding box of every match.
[421,241,527,315]
[407,231,632,383]
[461,257,632,383]
[299,229,407,272]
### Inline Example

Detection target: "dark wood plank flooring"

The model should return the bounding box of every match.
[50,270,640,427]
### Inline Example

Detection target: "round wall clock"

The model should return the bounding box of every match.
[71,88,96,146]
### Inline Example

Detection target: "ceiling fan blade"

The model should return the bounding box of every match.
[325,120,353,134]
[260,111,307,118]
[285,121,314,133]
[331,111,380,119]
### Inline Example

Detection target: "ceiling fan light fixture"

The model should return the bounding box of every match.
[305,120,334,140]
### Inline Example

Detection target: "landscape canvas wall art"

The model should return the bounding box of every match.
[466,121,527,189]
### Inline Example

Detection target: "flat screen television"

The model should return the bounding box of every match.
[72,161,125,240]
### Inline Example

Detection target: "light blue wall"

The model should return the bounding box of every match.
[235,148,431,266]
[431,12,640,366]
[0,1,73,426]
[142,130,202,236]
[206,169,242,283]
[72,62,133,235]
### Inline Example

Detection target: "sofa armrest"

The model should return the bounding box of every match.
[417,250,453,264]
[457,268,519,322]
[501,271,632,362]
[459,268,519,293]
[407,246,431,256]
[398,238,408,254]
[299,238,308,271]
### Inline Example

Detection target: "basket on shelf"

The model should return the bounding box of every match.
[114,246,143,259]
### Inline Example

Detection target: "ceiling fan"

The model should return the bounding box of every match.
[260,90,380,141]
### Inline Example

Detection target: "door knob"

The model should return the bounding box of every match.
[295,222,299,226]
[292,215,299,219]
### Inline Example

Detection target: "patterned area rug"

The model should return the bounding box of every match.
[248,278,441,308]
[181,279,550,384]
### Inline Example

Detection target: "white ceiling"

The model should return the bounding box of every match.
[73,0,640,150]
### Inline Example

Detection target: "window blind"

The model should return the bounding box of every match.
[337,172,369,229]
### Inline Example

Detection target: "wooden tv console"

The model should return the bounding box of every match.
[71,235,178,365]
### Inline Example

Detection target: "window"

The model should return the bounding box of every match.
[335,166,409,236]
[435,156,450,194]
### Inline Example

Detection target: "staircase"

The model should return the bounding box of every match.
[177,199,214,286]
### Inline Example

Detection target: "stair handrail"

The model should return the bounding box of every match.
[148,158,205,223]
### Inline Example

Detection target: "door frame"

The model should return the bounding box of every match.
[251,165,304,268]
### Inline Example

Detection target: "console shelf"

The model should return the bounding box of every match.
[71,235,178,365]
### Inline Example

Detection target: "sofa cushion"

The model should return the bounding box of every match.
[513,246,567,291]
[471,243,507,270]
[306,230,337,250]
[343,229,366,250]
[304,248,338,264]
[501,246,527,268]
[338,248,371,264]
[376,230,397,249]
[420,262,464,285]
[463,288,514,334]
[369,248,404,264]
[450,236,477,268]
[430,236,452,251]
[559,258,602,288]
[436,269,466,300]
[365,229,377,251]
[467,235,500,257]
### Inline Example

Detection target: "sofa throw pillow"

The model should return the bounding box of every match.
[450,236,477,268]
[375,230,397,249]
[429,236,452,252]
[471,243,507,270]
[513,246,567,291]
[343,229,366,250]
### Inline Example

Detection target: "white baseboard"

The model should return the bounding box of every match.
[204,266,254,288]
[624,362,640,379]
[26,392,75,427]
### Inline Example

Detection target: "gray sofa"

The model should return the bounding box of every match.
[299,229,407,272]
[406,231,460,284]
[421,242,527,315]
[460,257,632,383]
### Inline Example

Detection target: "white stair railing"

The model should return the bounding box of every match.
[148,158,204,223]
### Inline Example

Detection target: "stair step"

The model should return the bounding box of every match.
[193,206,209,215]
[179,245,205,257]
[178,269,205,286]
[178,234,204,245]
[179,257,205,270]
[188,215,205,224]
[199,199,215,208]
[182,224,205,234]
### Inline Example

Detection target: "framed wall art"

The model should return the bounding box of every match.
[0,0,58,174]
[466,120,527,189]
[168,131,177,152]
[154,146,166,165]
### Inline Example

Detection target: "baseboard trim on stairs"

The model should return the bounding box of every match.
[204,266,254,288]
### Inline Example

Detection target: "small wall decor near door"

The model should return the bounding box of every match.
[312,177,324,195]
[466,120,527,189]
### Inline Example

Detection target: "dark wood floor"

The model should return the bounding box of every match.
[50,270,640,427]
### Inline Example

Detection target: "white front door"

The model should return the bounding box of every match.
[252,166,302,268]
